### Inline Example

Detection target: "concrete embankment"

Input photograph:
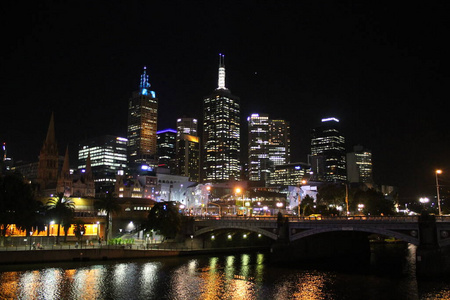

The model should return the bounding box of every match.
[0,246,269,265]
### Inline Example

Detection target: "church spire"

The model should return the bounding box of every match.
[217,53,227,90]
[45,112,56,146]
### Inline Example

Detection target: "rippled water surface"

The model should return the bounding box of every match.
[1,244,450,299]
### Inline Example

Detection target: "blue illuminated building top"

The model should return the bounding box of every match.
[140,66,156,98]
[157,129,177,134]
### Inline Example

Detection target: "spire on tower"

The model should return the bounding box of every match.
[45,112,56,145]
[139,66,156,97]
[217,53,227,90]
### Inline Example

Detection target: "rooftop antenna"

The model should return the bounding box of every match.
[217,53,226,90]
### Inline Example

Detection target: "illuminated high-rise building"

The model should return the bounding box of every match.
[248,114,290,183]
[248,114,270,182]
[310,117,346,183]
[176,118,198,138]
[177,134,200,182]
[157,129,177,173]
[268,119,290,166]
[203,54,240,182]
[127,67,158,166]
[78,135,128,193]
[347,145,373,186]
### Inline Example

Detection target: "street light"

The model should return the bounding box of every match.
[205,185,211,214]
[235,187,244,216]
[419,197,430,204]
[436,169,443,216]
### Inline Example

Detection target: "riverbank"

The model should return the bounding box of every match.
[0,246,270,265]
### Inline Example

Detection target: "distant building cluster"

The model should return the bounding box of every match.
[2,54,388,214]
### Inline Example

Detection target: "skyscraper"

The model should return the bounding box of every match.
[248,114,290,184]
[310,117,346,183]
[127,67,158,166]
[203,54,240,182]
[177,134,200,182]
[78,135,128,193]
[176,118,198,138]
[347,145,373,186]
[248,113,270,182]
[268,119,290,166]
[157,129,177,173]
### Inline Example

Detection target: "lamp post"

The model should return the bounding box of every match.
[235,187,244,216]
[205,185,211,214]
[436,169,443,216]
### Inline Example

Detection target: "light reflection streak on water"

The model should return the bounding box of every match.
[17,268,63,300]
[139,262,160,299]
[71,267,104,299]
[171,259,202,299]
[0,272,20,298]
[197,256,223,299]
[274,272,327,300]
[113,263,138,299]
[255,253,264,283]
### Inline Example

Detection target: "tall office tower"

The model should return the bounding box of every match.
[248,114,290,184]
[203,54,241,182]
[347,145,373,186]
[127,66,158,166]
[269,119,291,166]
[78,135,128,193]
[157,129,177,172]
[176,118,198,138]
[177,134,200,182]
[37,113,59,194]
[310,117,346,183]
[248,114,270,182]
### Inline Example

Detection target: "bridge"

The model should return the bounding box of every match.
[192,215,450,276]
[193,215,450,247]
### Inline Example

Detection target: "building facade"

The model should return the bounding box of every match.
[248,114,270,182]
[310,117,346,183]
[269,119,290,166]
[127,67,158,166]
[346,145,373,186]
[157,129,177,173]
[203,54,241,182]
[248,114,290,184]
[78,135,128,193]
[176,118,198,138]
[176,134,200,182]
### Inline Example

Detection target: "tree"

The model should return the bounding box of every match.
[94,192,121,243]
[0,173,43,246]
[73,220,86,242]
[46,193,75,244]
[146,201,181,240]
[352,188,395,215]
[300,195,315,216]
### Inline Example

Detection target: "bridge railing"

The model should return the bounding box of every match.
[194,215,422,222]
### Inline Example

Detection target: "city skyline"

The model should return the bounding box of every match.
[1,2,449,200]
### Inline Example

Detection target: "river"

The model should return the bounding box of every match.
[1,243,450,299]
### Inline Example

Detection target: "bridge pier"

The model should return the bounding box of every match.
[416,213,450,277]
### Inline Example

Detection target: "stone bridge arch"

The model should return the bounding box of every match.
[290,226,420,245]
[194,225,278,240]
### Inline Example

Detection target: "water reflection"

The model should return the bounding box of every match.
[1,246,450,299]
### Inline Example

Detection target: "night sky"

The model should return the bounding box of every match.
[1,1,449,201]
